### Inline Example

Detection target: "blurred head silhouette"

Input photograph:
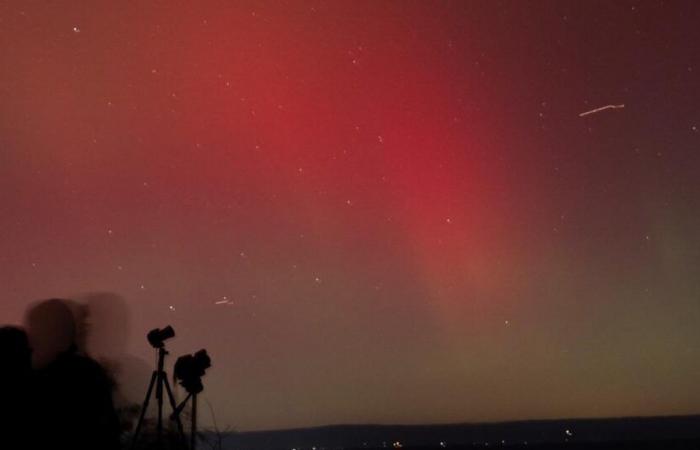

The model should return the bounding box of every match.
[80,292,129,357]
[76,292,152,409]
[24,298,77,368]
[23,298,121,450]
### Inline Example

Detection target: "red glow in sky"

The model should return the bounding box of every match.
[1,1,700,431]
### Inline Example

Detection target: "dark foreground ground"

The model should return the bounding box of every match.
[345,442,700,450]
[211,439,700,450]
[209,415,700,450]
[134,439,700,450]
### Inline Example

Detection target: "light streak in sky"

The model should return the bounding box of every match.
[578,104,625,117]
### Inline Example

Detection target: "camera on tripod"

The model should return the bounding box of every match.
[131,325,213,450]
[147,325,175,348]
[174,349,211,394]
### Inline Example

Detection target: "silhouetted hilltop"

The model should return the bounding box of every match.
[212,415,700,450]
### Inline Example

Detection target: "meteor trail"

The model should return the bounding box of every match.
[579,104,625,117]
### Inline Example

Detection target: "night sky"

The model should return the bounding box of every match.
[1,0,700,432]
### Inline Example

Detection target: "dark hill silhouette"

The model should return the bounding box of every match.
[212,415,700,450]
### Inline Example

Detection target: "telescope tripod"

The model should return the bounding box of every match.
[171,391,199,450]
[131,347,187,449]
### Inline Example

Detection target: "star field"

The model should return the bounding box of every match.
[1,0,700,431]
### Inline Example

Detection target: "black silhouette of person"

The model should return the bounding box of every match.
[0,325,34,447]
[25,298,121,450]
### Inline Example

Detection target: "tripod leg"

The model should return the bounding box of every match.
[191,393,197,450]
[157,372,164,443]
[162,375,188,448]
[131,370,158,450]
